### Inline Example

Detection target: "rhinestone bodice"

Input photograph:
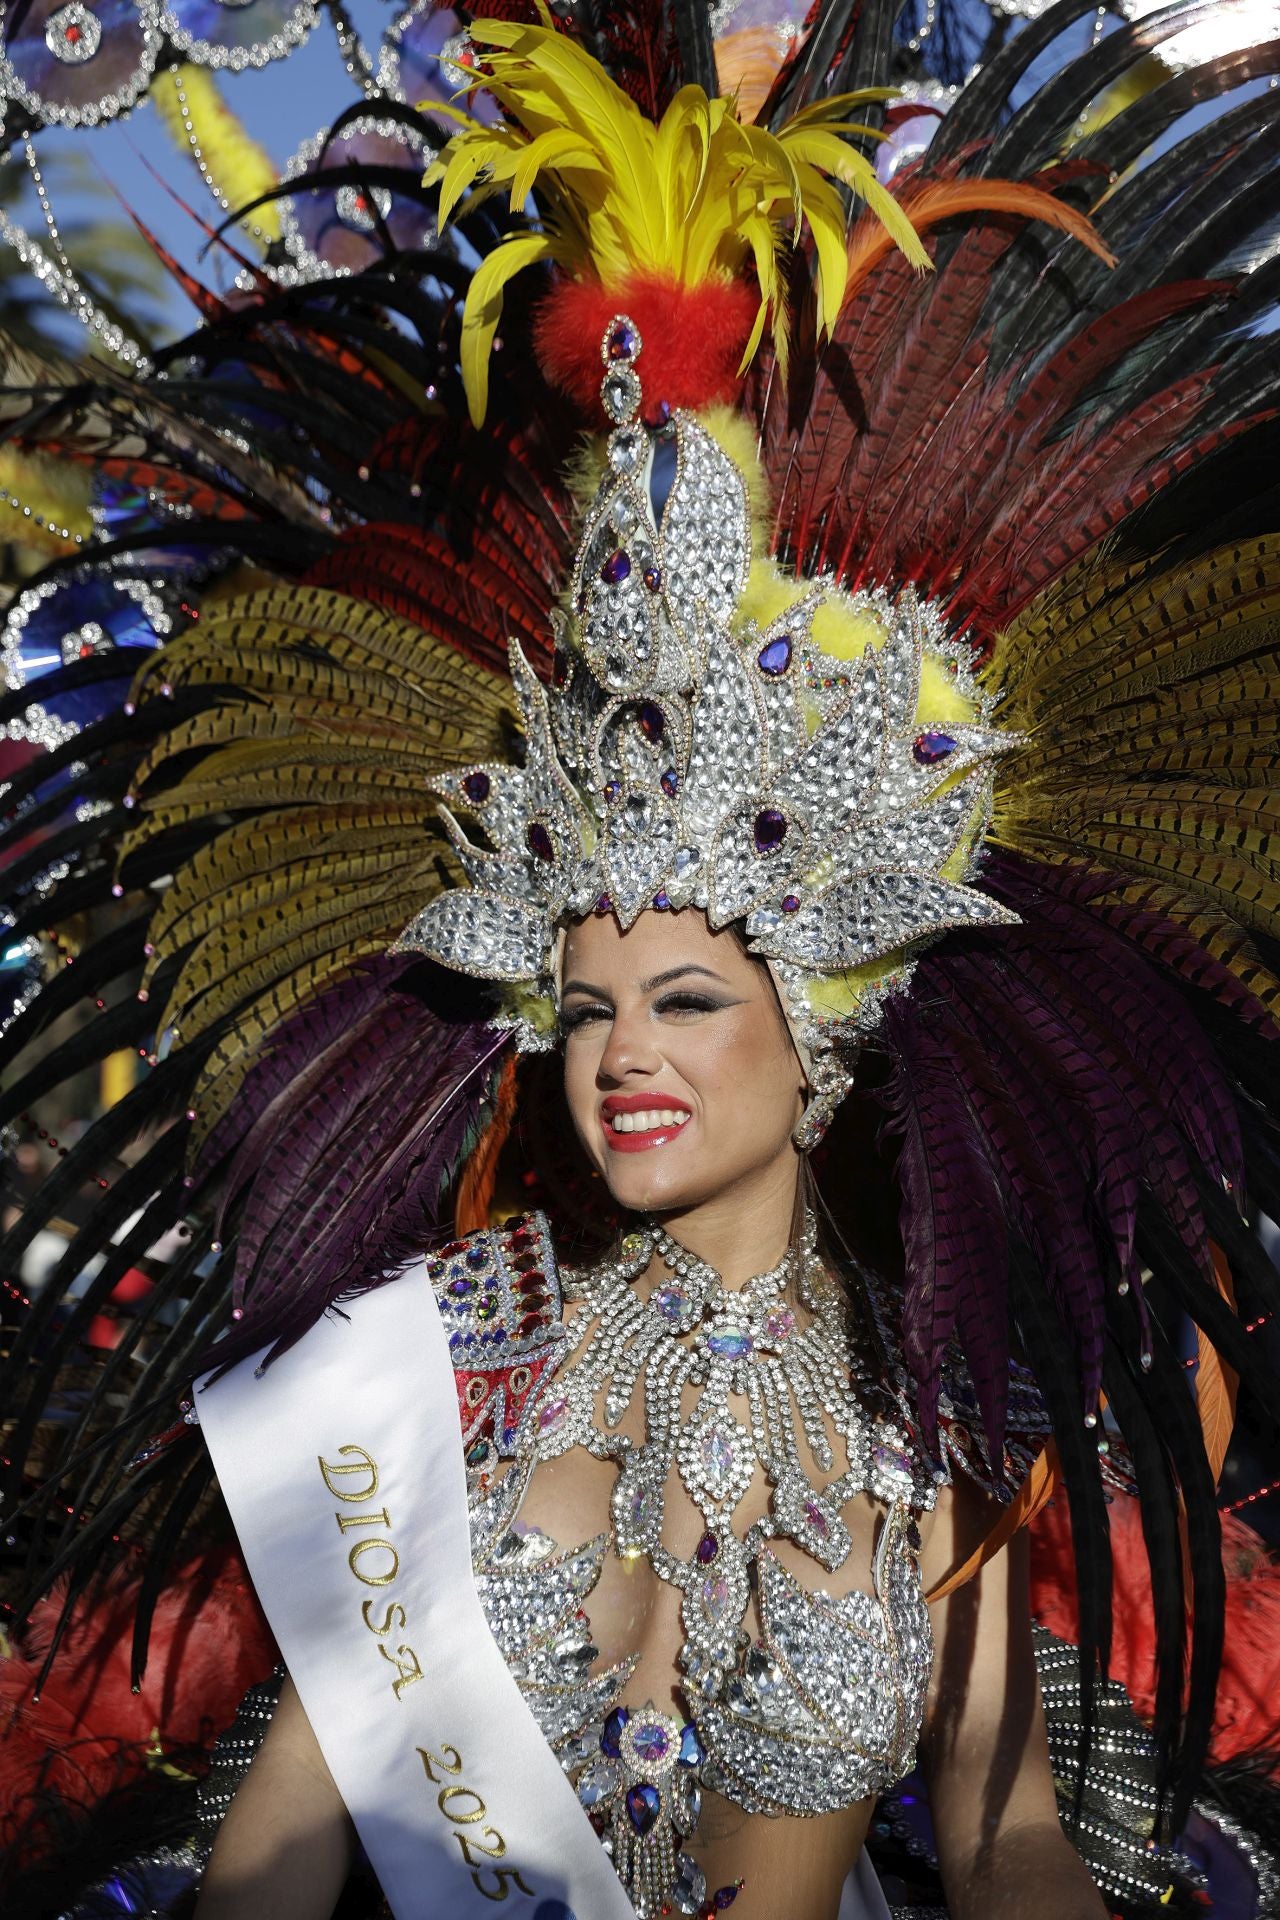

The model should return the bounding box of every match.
[469,1489,934,1824]
[431,1213,938,1907]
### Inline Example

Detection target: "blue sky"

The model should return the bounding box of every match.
[4,1,1276,353]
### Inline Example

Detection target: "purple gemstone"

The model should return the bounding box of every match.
[594,893,612,914]
[660,768,679,797]
[679,1721,706,1767]
[757,634,793,676]
[651,1286,687,1322]
[601,549,632,586]
[643,565,662,592]
[448,1277,474,1296]
[538,1394,567,1431]
[653,889,672,910]
[695,1531,719,1565]
[527,822,554,861]
[912,729,958,765]
[607,320,638,361]
[714,1886,741,1910]
[781,894,800,914]
[466,1245,488,1268]
[632,1721,670,1763]
[462,770,491,804]
[603,779,622,803]
[601,1706,630,1757]
[803,1498,829,1538]
[638,701,665,743]
[753,807,787,853]
[625,1783,661,1834]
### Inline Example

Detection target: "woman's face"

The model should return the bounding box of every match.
[560,908,807,1217]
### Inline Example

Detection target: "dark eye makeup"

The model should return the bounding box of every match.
[559,989,736,1034]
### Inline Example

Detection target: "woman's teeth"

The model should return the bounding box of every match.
[608,1110,689,1133]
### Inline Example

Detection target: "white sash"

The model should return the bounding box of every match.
[196,1259,634,1920]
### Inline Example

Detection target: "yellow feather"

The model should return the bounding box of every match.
[781,126,931,288]
[146,839,417,965]
[506,129,607,210]
[427,17,931,422]
[160,892,427,1046]
[461,230,559,426]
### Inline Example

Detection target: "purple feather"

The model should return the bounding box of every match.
[880,1000,1009,1458]
[988,856,1245,1194]
[196,954,420,1183]
[933,970,1109,1416]
[239,1012,505,1309]
[229,993,459,1286]
[256,1025,511,1307]
[991,853,1280,1039]
[880,838,1260,1453]
[193,979,511,1378]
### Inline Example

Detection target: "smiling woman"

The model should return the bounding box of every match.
[195,242,1110,1915]
[6,5,1280,1920]
[561,915,804,1210]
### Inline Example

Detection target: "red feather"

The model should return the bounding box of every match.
[1031,1493,1280,1772]
[0,1546,275,1860]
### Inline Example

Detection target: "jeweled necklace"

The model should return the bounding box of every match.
[533,1211,920,1681]
[526,1213,922,1920]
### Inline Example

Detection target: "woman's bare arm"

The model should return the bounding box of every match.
[920,1489,1107,1920]
[196,1674,356,1920]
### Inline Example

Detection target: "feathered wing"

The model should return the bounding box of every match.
[0,218,578,1634]
[747,0,1280,1823]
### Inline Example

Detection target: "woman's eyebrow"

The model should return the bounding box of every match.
[560,964,730,999]
[638,964,729,993]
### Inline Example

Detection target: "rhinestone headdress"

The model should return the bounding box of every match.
[398,320,1018,1143]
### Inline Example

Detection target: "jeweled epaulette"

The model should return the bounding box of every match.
[428,1212,568,1470]
[853,1259,1049,1505]
[935,1353,1051,1506]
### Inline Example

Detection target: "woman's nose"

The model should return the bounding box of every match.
[596,1006,660,1083]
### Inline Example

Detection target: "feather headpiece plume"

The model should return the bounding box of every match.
[426,6,931,424]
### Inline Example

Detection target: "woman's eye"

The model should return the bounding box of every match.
[560,1003,611,1032]
[654,993,725,1017]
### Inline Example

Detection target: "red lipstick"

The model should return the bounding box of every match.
[600,1091,693,1154]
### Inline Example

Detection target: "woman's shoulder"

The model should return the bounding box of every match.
[425,1212,570,1470]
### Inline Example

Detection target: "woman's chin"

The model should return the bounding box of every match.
[598,1152,712,1216]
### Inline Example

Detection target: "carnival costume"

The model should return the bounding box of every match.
[2,2,1280,1916]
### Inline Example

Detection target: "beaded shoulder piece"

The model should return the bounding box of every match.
[934,1353,1050,1502]
[855,1263,1050,1503]
[427,1213,570,1474]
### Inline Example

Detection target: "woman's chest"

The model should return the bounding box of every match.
[473,1395,934,1821]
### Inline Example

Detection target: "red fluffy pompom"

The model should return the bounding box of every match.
[1030,1493,1280,1770]
[533,273,759,419]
